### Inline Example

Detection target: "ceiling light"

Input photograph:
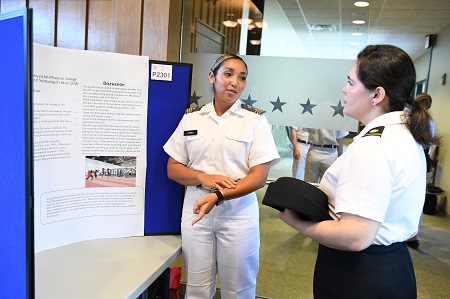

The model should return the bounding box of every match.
[354,1,369,7]
[352,32,363,36]
[247,24,255,30]
[353,20,366,24]
[250,40,261,45]
[255,21,268,28]
[351,41,361,45]
[223,20,238,27]
[237,18,253,25]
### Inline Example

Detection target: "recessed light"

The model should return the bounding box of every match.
[353,20,366,25]
[250,40,261,45]
[354,1,369,7]
[351,42,361,45]
[352,32,363,36]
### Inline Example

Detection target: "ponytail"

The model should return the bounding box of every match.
[406,93,440,148]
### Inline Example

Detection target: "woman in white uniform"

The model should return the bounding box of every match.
[164,54,280,299]
[279,45,439,298]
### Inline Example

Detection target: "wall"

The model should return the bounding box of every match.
[181,0,242,55]
[0,0,180,61]
[420,23,450,217]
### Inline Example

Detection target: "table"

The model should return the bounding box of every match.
[35,235,182,299]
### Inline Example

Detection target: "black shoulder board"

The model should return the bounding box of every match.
[241,104,265,115]
[363,126,385,138]
[185,105,204,114]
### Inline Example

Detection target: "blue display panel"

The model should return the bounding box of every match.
[144,61,192,234]
[0,8,34,299]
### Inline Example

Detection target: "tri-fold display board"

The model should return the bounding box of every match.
[32,43,192,253]
[1,9,190,293]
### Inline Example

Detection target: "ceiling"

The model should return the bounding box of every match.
[274,0,450,60]
[246,0,450,60]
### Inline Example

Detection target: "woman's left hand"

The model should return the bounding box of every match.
[191,193,218,225]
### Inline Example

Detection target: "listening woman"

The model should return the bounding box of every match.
[279,45,439,298]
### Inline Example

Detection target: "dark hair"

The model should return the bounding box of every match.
[356,45,438,147]
[414,93,432,109]
[409,93,440,147]
[210,54,248,76]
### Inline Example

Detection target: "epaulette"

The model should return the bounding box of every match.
[185,105,204,114]
[241,104,265,115]
[363,126,385,137]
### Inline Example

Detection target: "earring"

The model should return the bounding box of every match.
[371,100,375,105]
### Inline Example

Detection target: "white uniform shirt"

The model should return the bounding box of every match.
[163,100,280,182]
[320,111,426,245]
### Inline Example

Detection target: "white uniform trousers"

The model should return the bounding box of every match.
[292,142,311,180]
[304,147,338,183]
[181,187,260,299]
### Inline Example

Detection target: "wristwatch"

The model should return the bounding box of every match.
[214,190,225,206]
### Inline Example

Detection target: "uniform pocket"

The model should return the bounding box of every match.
[224,130,253,160]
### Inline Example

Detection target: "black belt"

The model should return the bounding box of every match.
[297,139,337,149]
[297,139,309,144]
[311,143,337,149]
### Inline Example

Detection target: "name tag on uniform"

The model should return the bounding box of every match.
[184,130,198,136]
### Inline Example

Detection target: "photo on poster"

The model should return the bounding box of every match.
[85,156,137,187]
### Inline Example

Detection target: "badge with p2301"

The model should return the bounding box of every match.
[151,64,172,81]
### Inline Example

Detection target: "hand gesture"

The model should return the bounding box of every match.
[191,193,218,225]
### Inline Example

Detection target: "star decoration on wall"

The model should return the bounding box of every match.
[270,96,287,112]
[300,98,317,115]
[331,101,344,117]
[241,94,257,106]
[190,91,202,106]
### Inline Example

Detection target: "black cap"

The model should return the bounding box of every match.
[262,177,333,222]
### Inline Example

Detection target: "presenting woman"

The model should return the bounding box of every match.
[164,54,279,298]
[279,45,439,298]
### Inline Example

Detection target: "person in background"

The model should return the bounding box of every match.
[406,93,438,249]
[290,126,310,180]
[163,54,280,299]
[279,45,439,298]
[303,128,348,183]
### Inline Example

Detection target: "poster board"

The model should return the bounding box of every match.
[144,61,192,234]
[0,8,34,299]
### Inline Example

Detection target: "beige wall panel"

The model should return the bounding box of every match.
[56,0,87,50]
[142,0,170,60]
[29,0,56,46]
[167,0,182,62]
[113,0,141,55]
[87,0,114,52]
[0,0,26,14]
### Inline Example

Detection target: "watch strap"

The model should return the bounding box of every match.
[214,190,225,206]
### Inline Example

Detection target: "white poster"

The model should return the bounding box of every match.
[33,44,149,252]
